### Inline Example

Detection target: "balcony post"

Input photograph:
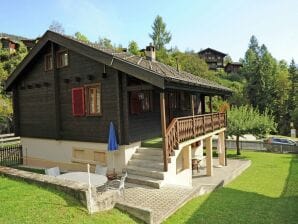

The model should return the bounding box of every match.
[160,92,168,172]
[206,136,213,176]
[191,95,195,137]
[209,96,213,113]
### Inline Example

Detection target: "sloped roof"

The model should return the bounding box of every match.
[5,31,232,95]
[198,48,227,57]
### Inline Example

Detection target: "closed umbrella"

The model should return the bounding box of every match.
[108,121,118,174]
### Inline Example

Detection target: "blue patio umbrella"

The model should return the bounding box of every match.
[108,122,118,173]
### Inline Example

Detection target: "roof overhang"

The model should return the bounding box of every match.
[4,31,165,91]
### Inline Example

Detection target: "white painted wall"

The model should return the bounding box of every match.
[21,137,140,173]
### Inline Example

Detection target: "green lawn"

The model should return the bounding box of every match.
[0,151,297,224]
[165,151,298,224]
[0,177,139,224]
[141,137,162,148]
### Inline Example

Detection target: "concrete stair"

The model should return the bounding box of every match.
[126,147,165,188]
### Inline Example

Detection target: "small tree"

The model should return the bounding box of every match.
[227,105,276,155]
[49,20,65,34]
[98,37,113,49]
[128,41,140,56]
[74,32,89,43]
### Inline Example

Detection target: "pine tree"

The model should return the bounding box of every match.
[149,15,172,50]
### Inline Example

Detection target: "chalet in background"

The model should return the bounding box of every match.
[225,62,242,73]
[198,48,227,70]
[21,38,40,51]
[5,31,232,188]
[0,37,19,53]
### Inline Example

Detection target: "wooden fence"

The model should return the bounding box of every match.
[0,134,22,166]
[165,112,226,168]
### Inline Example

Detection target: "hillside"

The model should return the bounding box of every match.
[0,32,29,41]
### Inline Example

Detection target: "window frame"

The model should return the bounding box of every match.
[44,53,53,71]
[130,90,153,115]
[56,50,69,68]
[85,83,102,116]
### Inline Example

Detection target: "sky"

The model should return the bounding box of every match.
[1,0,298,62]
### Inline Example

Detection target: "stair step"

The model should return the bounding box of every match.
[137,147,163,156]
[132,153,163,162]
[128,159,164,170]
[126,174,163,188]
[127,165,164,179]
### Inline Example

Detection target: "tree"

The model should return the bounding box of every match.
[288,59,298,112]
[128,41,140,55]
[227,105,276,155]
[288,59,298,129]
[224,55,233,66]
[74,32,89,43]
[149,15,172,50]
[49,20,65,34]
[98,37,113,49]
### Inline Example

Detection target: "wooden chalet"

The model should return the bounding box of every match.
[5,31,232,188]
[0,37,19,53]
[225,62,242,73]
[21,38,40,51]
[198,48,227,70]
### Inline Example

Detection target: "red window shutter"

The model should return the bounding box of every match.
[72,87,85,116]
[130,92,141,114]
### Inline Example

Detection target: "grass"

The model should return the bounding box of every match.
[141,137,162,148]
[12,166,45,174]
[164,151,298,224]
[0,177,139,224]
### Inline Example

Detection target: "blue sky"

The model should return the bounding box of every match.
[1,0,298,62]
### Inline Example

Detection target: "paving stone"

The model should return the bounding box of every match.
[116,159,251,224]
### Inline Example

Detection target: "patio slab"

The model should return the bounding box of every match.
[115,158,251,224]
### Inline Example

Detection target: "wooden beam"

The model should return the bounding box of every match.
[219,131,226,166]
[206,136,213,176]
[191,95,195,116]
[52,42,61,140]
[127,84,154,92]
[160,92,168,172]
[121,73,129,144]
[209,96,213,113]
[12,86,20,136]
[191,95,195,137]
[200,95,206,114]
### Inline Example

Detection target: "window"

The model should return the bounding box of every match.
[44,54,53,71]
[72,87,85,116]
[85,84,101,115]
[56,50,68,68]
[180,92,191,110]
[169,92,179,109]
[130,91,152,114]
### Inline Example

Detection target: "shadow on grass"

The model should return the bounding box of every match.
[184,155,298,224]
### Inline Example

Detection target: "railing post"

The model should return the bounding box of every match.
[160,92,168,172]
[211,113,214,131]
[177,121,180,143]
[191,95,195,138]
[203,116,206,134]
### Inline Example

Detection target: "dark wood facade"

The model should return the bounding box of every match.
[14,42,121,143]
[224,62,242,73]
[198,48,227,70]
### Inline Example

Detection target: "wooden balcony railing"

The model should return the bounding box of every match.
[164,112,226,170]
